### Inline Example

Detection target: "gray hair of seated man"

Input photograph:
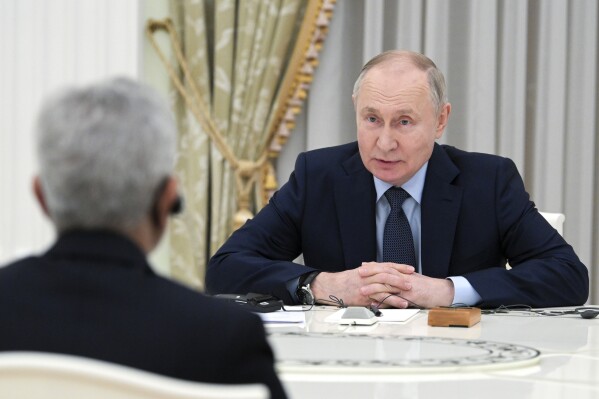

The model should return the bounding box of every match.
[352,50,448,115]
[36,77,176,233]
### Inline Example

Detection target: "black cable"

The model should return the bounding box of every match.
[480,304,534,315]
[370,293,425,316]
[315,295,347,308]
[281,295,349,312]
[480,305,599,319]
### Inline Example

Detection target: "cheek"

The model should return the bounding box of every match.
[356,126,367,141]
[357,129,376,149]
[357,136,371,167]
[399,134,432,157]
[410,136,436,160]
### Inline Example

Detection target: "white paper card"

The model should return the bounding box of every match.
[325,308,421,323]
[258,309,306,324]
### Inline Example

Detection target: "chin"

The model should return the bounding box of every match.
[369,161,408,184]
[374,172,403,186]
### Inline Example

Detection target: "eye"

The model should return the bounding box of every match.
[399,119,411,126]
[367,116,378,123]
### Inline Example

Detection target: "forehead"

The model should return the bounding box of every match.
[357,62,431,109]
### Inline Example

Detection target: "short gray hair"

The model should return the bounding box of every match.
[36,77,176,233]
[352,50,448,114]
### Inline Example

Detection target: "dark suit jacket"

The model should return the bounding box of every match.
[206,142,588,308]
[0,230,286,399]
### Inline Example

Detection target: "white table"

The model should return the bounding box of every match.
[265,307,599,399]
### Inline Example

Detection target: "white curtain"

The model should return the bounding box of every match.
[278,0,599,303]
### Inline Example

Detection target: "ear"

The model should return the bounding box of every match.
[33,176,50,218]
[153,177,180,231]
[435,102,451,139]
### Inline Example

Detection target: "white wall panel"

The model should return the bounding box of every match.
[530,0,568,211]
[465,0,498,153]
[423,0,450,145]
[0,0,140,264]
[393,0,424,51]
[497,0,528,171]
[564,0,598,298]
[362,0,385,64]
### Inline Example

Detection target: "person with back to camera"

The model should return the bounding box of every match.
[0,78,286,399]
[206,50,589,310]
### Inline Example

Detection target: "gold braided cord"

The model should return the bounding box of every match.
[146,18,267,229]
[262,0,336,203]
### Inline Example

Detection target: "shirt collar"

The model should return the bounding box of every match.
[374,162,428,204]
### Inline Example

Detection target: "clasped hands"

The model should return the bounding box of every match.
[310,261,454,309]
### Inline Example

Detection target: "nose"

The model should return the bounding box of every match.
[376,126,398,152]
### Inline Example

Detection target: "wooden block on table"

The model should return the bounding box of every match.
[427,307,481,327]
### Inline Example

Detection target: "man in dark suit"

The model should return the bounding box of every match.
[0,78,286,399]
[206,50,588,310]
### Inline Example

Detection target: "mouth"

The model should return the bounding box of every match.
[375,158,401,165]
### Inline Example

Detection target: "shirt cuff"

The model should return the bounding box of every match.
[447,276,482,306]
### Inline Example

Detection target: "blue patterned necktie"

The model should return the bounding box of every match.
[383,187,416,266]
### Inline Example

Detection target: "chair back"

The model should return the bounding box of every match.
[539,211,565,236]
[0,352,268,399]
[505,211,566,270]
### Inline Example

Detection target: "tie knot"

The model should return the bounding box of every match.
[384,187,410,209]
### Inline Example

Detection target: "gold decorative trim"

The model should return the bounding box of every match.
[261,0,337,204]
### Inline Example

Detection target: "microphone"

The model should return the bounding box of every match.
[368,304,382,317]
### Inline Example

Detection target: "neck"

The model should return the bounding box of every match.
[125,218,161,254]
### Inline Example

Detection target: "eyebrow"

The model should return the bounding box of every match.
[360,106,379,114]
[359,106,417,116]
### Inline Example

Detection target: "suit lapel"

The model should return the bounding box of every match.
[334,153,377,268]
[421,144,462,278]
